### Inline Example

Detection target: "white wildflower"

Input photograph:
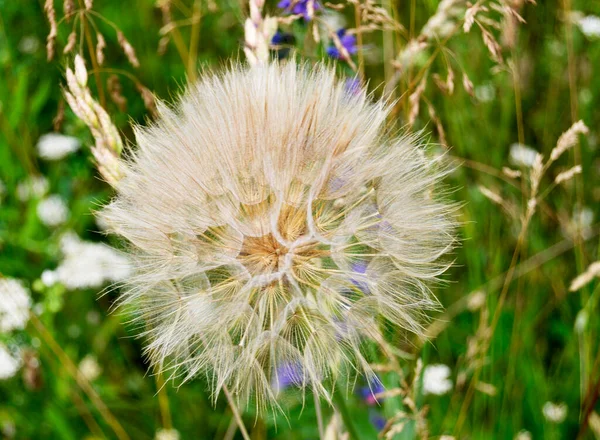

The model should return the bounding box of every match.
[0,278,31,332]
[514,430,532,440]
[576,207,594,230]
[475,83,496,103]
[41,269,59,287]
[542,401,567,423]
[18,35,41,54]
[509,143,539,168]
[0,345,21,380]
[103,63,456,410]
[79,355,102,381]
[16,176,49,201]
[51,232,131,290]
[37,195,69,227]
[155,429,180,440]
[423,364,453,395]
[577,15,600,38]
[37,133,80,160]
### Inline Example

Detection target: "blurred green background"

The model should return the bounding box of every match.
[0,0,599,439]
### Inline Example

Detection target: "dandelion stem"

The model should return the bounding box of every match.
[313,391,324,440]
[222,385,251,440]
[333,387,360,440]
[155,372,173,430]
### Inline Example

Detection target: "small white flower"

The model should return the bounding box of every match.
[578,15,600,38]
[543,401,567,423]
[155,429,180,440]
[37,195,69,227]
[16,176,49,201]
[514,430,532,440]
[37,133,80,161]
[509,143,539,168]
[475,83,496,103]
[0,278,31,332]
[79,355,102,381]
[0,345,21,380]
[423,364,453,395]
[52,232,131,290]
[41,270,59,287]
[18,35,40,54]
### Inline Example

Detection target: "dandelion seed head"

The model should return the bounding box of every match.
[102,63,456,410]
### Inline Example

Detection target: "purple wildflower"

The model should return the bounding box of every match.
[327,29,358,60]
[358,375,385,405]
[344,78,362,96]
[277,0,320,21]
[271,31,294,59]
[272,361,304,392]
[350,260,371,294]
[369,409,387,431]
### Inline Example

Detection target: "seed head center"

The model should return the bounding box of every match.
[238,233,290,275]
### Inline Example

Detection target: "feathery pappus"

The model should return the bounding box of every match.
[102,62,456,410]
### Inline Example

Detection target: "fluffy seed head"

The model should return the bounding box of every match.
[102,62,456,410]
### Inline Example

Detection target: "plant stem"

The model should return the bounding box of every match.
[188,0,202,82]
[222,385,251,440]
[30,314,130,440]
[333,387,360,440]
[314,391,324,440]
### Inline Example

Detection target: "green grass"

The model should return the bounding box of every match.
[1,0,599,439]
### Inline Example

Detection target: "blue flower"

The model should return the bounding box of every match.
[277,0,321,21]
[344,77,362,96]
[271,31,294,59]
[327,29,358,60]
[357,375,385,405]
[350,260,370,294]
[272,361,304,392]
[368,409,387,431]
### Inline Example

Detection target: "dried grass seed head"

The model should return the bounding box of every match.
[102,62,456,410]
